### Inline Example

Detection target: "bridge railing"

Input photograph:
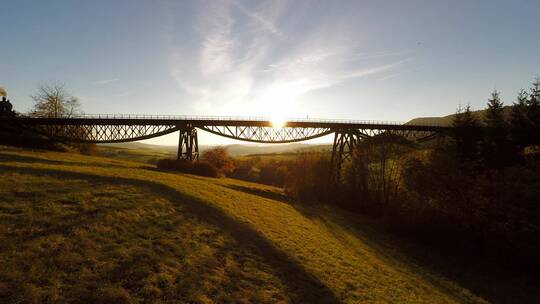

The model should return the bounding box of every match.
[20,113,450,127]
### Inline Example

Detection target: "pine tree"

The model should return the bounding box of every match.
[483,90,512,168]
[513,89,528,111]
[510,89,530,149]
[452,104,482,162]
[528,77,540,107]
[485,89,505,129]
[526,77,540,144]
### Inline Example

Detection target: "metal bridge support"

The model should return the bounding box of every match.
[177,126,199,161]
[330,130,361,183]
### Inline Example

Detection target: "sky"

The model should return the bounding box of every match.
[1,0,540,145]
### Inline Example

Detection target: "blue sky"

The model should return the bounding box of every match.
[1,0,540,145]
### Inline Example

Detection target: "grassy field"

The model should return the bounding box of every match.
[0,145,528,303]
[95,145,175,164]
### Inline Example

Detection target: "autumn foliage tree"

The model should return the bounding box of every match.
[201,147,235,176]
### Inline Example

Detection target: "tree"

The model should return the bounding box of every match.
[528,77,540,108]
[524,77,540,145]
[512,89,529,119]
[201,146,235,176]
[31,83,81,118]
[483,90,513,167]
[510,89,530,149]
[485,89,505,129]
[452,104,482,162]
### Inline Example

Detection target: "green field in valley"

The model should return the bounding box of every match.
[0,146,519,303]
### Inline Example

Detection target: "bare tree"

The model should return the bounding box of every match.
[31,83,81,117]
[349,134,412,212]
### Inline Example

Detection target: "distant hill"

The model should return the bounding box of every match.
[101,142,326,157]
[225,143,322,156]
[406,106,513,126]
[406,116,454,126]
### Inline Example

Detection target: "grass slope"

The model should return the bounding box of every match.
[0,146,487,303]
[96,145,175,164]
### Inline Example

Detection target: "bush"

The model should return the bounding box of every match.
[201,147,235,176]
[156,159,219,177]
[230,162,258,181]
[77,143,98,155]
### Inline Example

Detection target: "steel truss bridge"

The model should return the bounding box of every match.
[1,114,450,181]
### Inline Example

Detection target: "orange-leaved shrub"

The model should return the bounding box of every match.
[201,146,235,177]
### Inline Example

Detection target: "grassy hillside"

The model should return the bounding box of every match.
[96,145,176,164]
[0,146,525,303]
[406,116,454,126]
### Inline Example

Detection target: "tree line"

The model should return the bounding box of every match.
[222,77,540,270]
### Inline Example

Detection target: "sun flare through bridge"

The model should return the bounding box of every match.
[1,113,451,181]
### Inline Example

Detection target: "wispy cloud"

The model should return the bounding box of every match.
[340,59,411,80]
[233,1,282,36]
[168,1,412,117]
[93,78,119,85]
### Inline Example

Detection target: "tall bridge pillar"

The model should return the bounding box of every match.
[330,130,361,183]
[177,126,199,161]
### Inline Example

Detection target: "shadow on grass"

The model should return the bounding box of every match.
[0,152,148,170]
[0,152,72,165]
[0,165,340,304]
[221,180,540,304]
[223,184,291,202]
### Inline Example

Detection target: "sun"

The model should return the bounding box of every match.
[271,116,287,128]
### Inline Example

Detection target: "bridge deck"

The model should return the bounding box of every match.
[2,114,450,131]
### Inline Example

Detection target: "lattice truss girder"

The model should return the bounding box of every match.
[357,128,438,141]
[330,128,440,182]
[332,128,440,158]
[33,123,439,145]
[36,124,179,143]
[200,125,333,143]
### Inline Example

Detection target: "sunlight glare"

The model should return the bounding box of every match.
[271,116,287,128]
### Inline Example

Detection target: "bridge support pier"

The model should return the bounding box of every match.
[177,126,199,161]
[330,130,361,183]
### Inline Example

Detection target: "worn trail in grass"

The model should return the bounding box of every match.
[0,146,485,303]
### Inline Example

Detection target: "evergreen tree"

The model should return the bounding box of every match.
[452,104,482,162]
[513,89,529,112]
[510,89,530,149]
[485,89,505,129]
[527,77,540,144]
[483,90,513,167]
[528,77,540,107]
